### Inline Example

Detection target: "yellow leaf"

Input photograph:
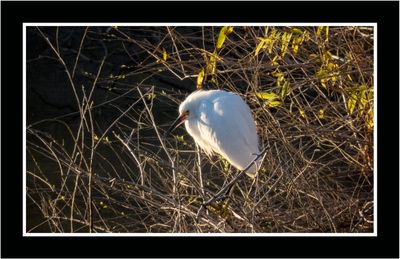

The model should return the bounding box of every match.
[177,135,185,142]
[291,28,303,35]
[147,92,156,100]
[270,55,280,66]
[256,29,280,56]
[347,84,373,117]
[319,108,324,119]
[347,74,353,81]
[225,26,234,36]
[267,100,281,107]
[256,91,282,108]
[197,68,205,89]
[325,26,329,41]
[256,91,277,100]
[317,26,323,37]
[289,101,295,115]
[255,39,266,56]
[367,87,374,100]
[347,94,357,114]
[366,107,374,130]
[281,32,292,57]
[302,31,310,42]
[326,51,334,60]
[280,81,290,98]
[299,107,305,118]
[216,33,226,50]
[216,26,233,50]
[205,51,218,75]
[103,136,111,144]
[219,156,230,173]
[292,43,299,54]
[291,36,302,54]
[162,47,167,61]
[272,71,284,78]
[267,29,280,54]
[359,89,367,108]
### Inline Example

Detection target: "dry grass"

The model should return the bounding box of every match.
[26,26,374,233]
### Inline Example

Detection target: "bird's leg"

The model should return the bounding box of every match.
[197,150,268,221]
[219,182,236,203]
[220,169,232,198]
[203,151,266,203]
[220,172,238,200]
[202,172,244,207]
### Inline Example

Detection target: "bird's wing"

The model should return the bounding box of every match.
[233,94,259,148]
[196,100,222,155]
[197,93,260,170]
[216,93,259,149]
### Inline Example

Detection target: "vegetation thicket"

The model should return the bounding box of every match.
[27,26,374,233]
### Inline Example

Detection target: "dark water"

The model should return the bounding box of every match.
[26,26,195,232]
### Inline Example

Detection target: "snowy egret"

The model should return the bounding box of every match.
[167,90,262,177]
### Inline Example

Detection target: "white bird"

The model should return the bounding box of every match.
[167,89,262,177]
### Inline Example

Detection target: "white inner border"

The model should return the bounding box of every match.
[23,23,377,237]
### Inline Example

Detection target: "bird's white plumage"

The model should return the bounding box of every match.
[178,90,262,176]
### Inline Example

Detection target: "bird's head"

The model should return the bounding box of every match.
[166,91,202,135]
[166,110,189,135]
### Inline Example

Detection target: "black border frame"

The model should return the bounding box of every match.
[1,1,399,258]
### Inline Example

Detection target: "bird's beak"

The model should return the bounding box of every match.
[166,112,188,135]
